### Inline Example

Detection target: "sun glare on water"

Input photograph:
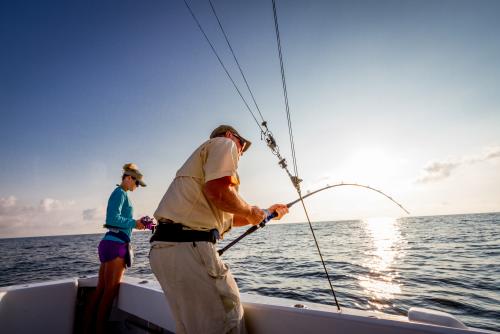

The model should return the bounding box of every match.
[358,217,406,310]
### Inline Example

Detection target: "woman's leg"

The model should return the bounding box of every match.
[83,263,105,333]
[95,257,126,334]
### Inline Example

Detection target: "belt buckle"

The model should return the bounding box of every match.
[209,229,220,243]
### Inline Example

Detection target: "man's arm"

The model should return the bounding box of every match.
[203,177,265,226]
[233,214,252,227]
[234,204,289,226]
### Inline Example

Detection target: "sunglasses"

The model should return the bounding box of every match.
[232,133,246,151]
[130,176,140,187]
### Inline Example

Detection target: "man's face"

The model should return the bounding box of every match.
[228,131,246,155]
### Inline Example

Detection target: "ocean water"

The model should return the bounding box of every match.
[1,213,499,332]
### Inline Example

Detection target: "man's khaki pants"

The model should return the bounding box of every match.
[150,241,247,334]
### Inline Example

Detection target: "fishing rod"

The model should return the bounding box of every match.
[218,182,410,256]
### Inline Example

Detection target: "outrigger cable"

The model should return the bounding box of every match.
[182,0,299,187]
[183,0,302,183]
[182,0,264,132]
[207,0,266,123]
[271,0,300,186]
[270,0,344,310]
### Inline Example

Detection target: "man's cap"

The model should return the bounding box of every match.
[210,125,252,152]
[123,163,146,187]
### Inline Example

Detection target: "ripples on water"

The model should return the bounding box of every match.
[1,213,499,331]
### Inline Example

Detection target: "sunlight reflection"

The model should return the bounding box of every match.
[358,217,405,310]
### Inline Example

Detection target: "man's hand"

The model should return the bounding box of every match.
[246,206,266,226]
[267,204,289,220]
[244,204,288,226]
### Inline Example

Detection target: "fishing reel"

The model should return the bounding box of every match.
[140,216,156,231]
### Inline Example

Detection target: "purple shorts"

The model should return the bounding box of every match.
[98,240,128,264]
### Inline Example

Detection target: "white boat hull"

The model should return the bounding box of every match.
[0,276,494,334]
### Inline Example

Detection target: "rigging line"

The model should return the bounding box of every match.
[207,0,266,124]
[271,0,299,180]
[207,0,300,187]
[271,0,340,311]
[182,0,264,132]
[299,197,341,311]
[183,0,299,187]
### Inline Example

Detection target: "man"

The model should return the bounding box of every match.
[150,125,288,334]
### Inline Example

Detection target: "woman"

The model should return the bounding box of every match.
[84,163,149,334]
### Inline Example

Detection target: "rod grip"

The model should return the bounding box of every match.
[258,210,278,227]
[218,209,278,256]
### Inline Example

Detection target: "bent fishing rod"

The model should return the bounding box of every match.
[218,183,410,256]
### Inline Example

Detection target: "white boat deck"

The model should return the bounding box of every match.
[0,276,495,334]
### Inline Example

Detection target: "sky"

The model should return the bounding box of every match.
[1,0,499,238]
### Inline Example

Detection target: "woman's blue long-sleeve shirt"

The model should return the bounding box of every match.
[102,186,135,243]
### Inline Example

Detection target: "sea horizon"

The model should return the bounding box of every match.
[2,211,499,240]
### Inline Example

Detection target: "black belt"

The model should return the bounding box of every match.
[150,221,220,244]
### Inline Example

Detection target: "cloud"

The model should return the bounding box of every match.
[82,207,105,221]
[0,196,84,238]
[0,196,35,216]
[482,146,500,160]
[416,161,460,183]
[1,196,75,215]
[0,196,16,208]
[39,198,75,212]
[416,146,500,184]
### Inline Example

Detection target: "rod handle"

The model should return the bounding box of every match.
[218,209,278,256]
[258,209,278,228]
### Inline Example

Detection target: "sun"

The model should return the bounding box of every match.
[341,148,401,185]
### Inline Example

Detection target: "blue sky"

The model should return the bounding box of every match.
[1,0,499,238]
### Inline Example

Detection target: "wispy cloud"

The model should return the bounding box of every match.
[82,207,105,221]
[475,146,500,161]
[0,196,91,238]
[416,161,460,183]
[0,196,74,215]
[39,198,75,212]
[416,146,500,184]
[0,196,17,209]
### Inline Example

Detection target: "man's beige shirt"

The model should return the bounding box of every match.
[154,137,240,235]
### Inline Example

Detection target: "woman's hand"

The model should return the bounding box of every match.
[140,216,156,230]
[135,219,145,230]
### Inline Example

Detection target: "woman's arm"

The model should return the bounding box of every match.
[105,190,136,229]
